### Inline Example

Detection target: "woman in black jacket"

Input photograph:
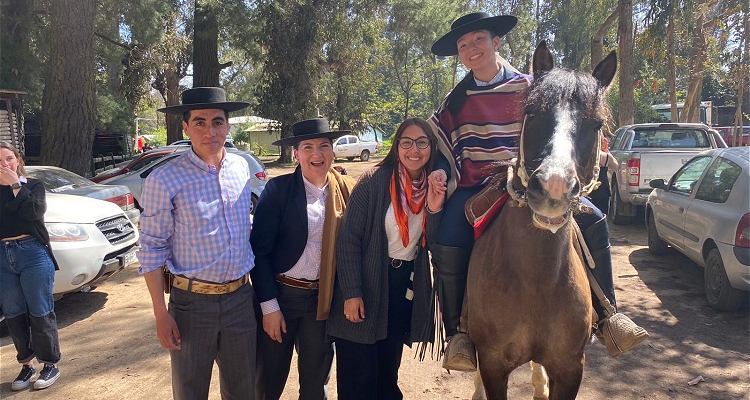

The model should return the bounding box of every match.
[0,141,61,391]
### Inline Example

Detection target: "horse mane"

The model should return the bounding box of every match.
[525,69,614,135]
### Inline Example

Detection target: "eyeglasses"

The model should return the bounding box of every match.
[398,137,431,149]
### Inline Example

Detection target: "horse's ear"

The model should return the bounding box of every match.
[532,41,554,78]
[592,51,617,88]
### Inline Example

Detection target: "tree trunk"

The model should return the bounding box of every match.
[41,0,96,176]
[733,2,749,145]
[165,69,183,144]
[668,12,678,122]
[591,6,619,70]
[617,0,634,126]
[680,12,707,123]
[193,0,222,87]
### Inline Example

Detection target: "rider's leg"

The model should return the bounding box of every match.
[575,197,648,354]
[432,187,481,371]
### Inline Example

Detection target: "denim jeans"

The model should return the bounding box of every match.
[0,236,61,364]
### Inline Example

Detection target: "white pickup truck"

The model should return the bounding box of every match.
[609,123,727,224]
[333,134,378,161]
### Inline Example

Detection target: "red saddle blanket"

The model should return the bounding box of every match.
[473,192,510,240]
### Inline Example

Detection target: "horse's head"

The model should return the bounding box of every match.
[516,41,616,232]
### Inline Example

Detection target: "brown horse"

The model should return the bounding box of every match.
[467,41,617,400]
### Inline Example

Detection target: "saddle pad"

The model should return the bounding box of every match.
[473,192,510,240]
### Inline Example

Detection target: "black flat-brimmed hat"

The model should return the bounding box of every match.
[431,12,517,57]
[157,87,250,115]
[272,118,350,147]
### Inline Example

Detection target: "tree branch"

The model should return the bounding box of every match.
[94,31,133,51]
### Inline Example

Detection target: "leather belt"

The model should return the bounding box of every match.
[275,274,319,290]
[172,275,247,295]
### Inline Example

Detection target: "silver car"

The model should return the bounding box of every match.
[646,147,750,310]
[101,147,267,213]
[26,166,140,225]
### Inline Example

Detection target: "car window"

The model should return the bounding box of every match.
[30,168,94,191]
[348,137,358,144]
[336,138,347,145]
[695,157,741,203]
[612,128,627,150]
[130,154,163,171]
[668,156,712,195]
[631,129,710,149]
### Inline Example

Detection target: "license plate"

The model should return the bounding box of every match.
[122,251,138,267]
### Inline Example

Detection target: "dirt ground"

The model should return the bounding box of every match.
[1,156,748,399]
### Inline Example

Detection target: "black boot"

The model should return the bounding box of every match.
[430,244,476,371]
[582,216,649,356]
[583,216,617,317]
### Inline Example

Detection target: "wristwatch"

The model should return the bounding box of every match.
[10,182,21,190]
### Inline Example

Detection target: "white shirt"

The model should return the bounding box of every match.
[260,175,328,315]
[474,66,507,86]
[384,203,423,261]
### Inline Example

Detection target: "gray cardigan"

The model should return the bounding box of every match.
[326,166,440,345]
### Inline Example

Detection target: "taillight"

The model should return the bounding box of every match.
[107,193,134,210]
[255,171,267,181]
[627,155,641,186]
[735,213,750,248]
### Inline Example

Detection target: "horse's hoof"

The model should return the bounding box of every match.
[442,333,477,372]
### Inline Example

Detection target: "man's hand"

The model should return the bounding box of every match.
[155,310,181,350]
[344,297,365,323]
[263,310,287,343]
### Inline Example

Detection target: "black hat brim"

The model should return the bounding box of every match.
[158,101,251,115]
[272,131,350,147]
[431,15,517,57]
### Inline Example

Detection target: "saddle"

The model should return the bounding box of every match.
[465,165,510,240]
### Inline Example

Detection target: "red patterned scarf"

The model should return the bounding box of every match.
[389,163,427,247]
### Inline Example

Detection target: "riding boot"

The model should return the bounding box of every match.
[431,244,477,371]
[583,216,649,356]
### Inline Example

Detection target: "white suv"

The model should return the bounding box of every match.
[45,193,140,297]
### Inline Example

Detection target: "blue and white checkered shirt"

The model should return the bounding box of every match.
[137,149,255,283]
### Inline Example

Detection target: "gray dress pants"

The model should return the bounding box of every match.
[169,283,257,400]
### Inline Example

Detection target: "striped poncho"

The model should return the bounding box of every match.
[428,72,532,197]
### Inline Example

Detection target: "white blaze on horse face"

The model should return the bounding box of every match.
[538,104,578,201]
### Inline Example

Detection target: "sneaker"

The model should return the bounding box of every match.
[11,365,36,391]
[33,364,60,390]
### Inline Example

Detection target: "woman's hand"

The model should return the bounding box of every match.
[0,164,20,186]
[344,297,365,323]
[263,310,287,343]
[427,170,447,212]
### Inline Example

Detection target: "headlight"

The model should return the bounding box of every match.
[45,223,89,242]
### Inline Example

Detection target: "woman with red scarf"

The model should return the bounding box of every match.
[327,118,445,400]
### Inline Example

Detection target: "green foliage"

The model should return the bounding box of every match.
[96,88,135,133]
[377,137,393,156]
[149,126,168,148]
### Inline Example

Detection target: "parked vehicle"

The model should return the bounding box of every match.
[714,126,749,147]
[44,194,140,297]
[608,123,727,224]
[170,139,236,148]
[333,134,378,161]
[90,147,181,183]
[27,165,140,226]
[646,147,750,310]
[101,147,267,213]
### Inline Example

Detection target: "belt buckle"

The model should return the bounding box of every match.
[391,259,403,268]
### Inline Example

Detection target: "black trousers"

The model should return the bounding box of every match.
[255,285,333,400]
[334,260,414,400]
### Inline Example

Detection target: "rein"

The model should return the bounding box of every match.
[508,113,603,232]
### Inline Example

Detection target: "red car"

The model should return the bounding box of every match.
[714,126,749,147]
[90,148,181,183]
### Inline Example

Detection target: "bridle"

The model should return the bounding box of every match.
[507,113,602,231]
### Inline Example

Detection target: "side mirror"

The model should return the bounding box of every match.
[649,179,666,189]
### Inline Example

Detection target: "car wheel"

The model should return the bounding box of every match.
[704,248,746,311]
[360,150,370,162]
[346,157,355,161]
[610,181,633,225]
[647,213,668,255]
[251,194,259,215]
